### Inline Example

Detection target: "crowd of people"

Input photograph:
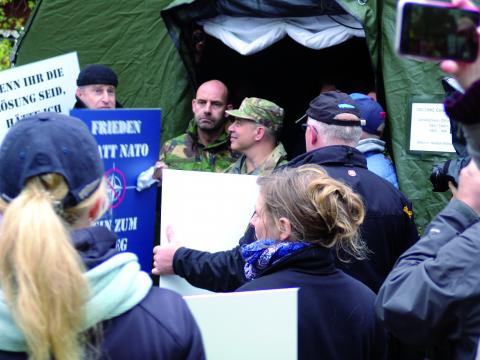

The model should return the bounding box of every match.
[0,0,479,359]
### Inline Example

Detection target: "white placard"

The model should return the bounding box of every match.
[0,52,80,141]
[160,169,259,296]
[184,288,298,360]
[409,102,456,153]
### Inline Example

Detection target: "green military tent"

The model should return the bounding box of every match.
[13,0,464,230]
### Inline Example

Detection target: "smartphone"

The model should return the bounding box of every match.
[396,0,480,62]
[442,76,465,94]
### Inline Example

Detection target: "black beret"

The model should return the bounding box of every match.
[77,64,118,87]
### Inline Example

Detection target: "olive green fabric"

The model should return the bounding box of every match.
[335,0,458,232]
[14,0,194,147]
[226,142,288,175]
[159,118,237,172]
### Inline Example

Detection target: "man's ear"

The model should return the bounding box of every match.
[224,103,233,117]
[191,99,196,112]
[278,217,292,241]
[75,88,82,98]
[255,126,266,141]
[310,126,318,146]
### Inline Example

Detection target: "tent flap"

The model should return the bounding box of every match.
[199,15,365,55]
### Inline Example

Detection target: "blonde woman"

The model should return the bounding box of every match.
[0,113,204,360]
[236,165,386,360]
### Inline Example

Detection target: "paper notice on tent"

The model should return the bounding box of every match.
[159,169,259,296]
[71,108,162,272]
[409,102,456,153]
[184,288,298,360]
[0,52,80,142]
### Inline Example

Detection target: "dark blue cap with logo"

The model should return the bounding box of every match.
[0,112,104,208]
[303,91,364,127]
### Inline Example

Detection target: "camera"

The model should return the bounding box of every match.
[430,77,470,192]
[396,0,480,62]
[430,156,470,192]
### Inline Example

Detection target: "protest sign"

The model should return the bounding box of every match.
[184,288,298,360]
[0,52,79,141]
[159,169,259,295]
[71,108,161,271]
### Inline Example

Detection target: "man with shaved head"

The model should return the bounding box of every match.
[153,79,238,179]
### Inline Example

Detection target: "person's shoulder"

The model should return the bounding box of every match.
[100,287,204,359]
[160,132,196,162]
[340,271,376,298]
[132,287,196,337]
[366,151,392,165]
[236,271,291,292]
[163,132,190,148]
[356,164,399,191]
[140,287,190,317]
[365,154,399,186]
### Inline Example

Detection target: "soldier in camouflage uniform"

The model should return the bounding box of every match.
[226,97,288,175]
[153,80,238,180]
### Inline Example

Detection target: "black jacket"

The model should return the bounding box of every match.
[237,245,386,360]
[0,227,205,360]
[173,145,419,293]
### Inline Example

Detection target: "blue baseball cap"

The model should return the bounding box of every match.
[350,93,386,136]
[0,112,104,208]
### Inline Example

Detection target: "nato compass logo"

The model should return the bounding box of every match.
[105,167,127,209]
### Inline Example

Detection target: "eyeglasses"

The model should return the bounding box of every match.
[301,123,318,134]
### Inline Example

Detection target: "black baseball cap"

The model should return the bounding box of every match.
[297,91,365,127]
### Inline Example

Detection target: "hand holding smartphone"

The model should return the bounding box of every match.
[396,0,480,62]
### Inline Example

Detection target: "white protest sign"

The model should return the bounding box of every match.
[160,169,259,296]
[0,52,80,141]
[184,288,298,360]
[409,102,456,153]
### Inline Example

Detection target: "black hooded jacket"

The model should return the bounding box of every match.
[237,245,387,360]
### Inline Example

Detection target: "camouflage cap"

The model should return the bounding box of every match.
[226,97,284,132]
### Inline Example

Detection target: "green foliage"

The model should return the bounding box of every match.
[0,39,11,69]
[0,0,36,70]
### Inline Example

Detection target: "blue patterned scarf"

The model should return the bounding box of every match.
[241,239,311,280]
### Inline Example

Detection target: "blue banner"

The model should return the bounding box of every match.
[71,109,161,271]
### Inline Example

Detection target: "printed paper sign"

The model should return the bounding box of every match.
[160,169,259,295]
[409,102,456,153]
[0,52,80,141]
[71,108,161,271]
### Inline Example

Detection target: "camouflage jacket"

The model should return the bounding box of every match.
[160,119,238,172]
[226,142,288,176]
